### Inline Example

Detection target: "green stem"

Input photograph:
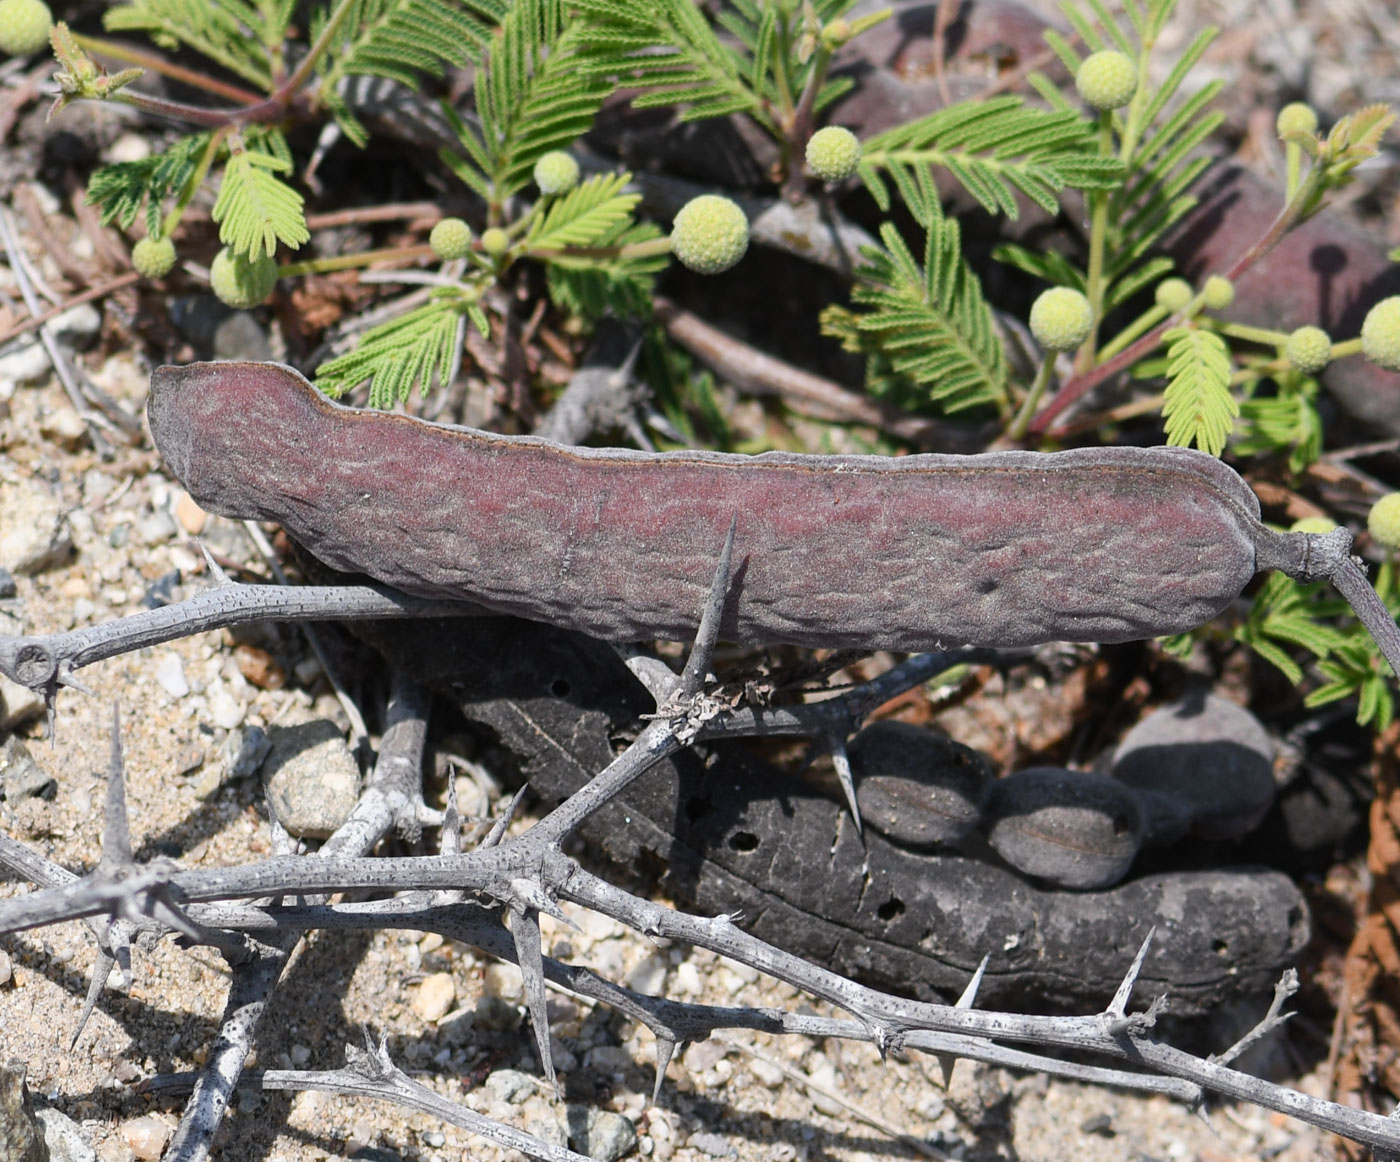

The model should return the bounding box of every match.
[276,0,359,105]
[529,236,674,263]
[1080,112,1115,368]
[1217,321,1289,347]
[1097,303,1168,361]
[161,127,229,239]
[276,244,434,278]
[1008,356,1055,441]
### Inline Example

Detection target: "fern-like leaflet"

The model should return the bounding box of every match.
[103,0,281,88]
[213,143,310,258]
[439,0,608,210]
[313,0,507,146]
[820,217,1008,416]
[545,220,666,319]
[1234,572,1347,685]
[525,172,641,251]
[87,132,213,236]
[859,96,1123,221]
[1234,379,1323,473]
[315,290,482,407]
[1161,326,1236,454]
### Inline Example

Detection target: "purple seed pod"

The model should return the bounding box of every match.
[148,362,1388,659]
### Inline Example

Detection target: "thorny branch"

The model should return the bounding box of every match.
[4,567,1400,1157]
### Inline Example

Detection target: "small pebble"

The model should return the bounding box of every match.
[0,736,55,801]
[419,1131,445,1149]
[526,1118,568,1152]
[137,511,177,547]
[207,686,246,731]
[50,303,102,350]
[746,1058,785,1087]
[1112,690,1276,841]
[413,972,457,1022]
[174,742,205,776]
[0,949,11,987]
[625,954,667,996]
[142,570,181,609]
[39,407,87,450]
[0,339,53,386]
[0,677,43,733]
[153,652,190,699]
[234,643,285,689]
[120,1116,171,1161]
[223,725,272,780]
[484,1069,536,1105]
[687,1131,737,1159]
[263,718,359,838]
[567,1108,637,1162]
[36,1108,97,1162]
[173,491,206,534]
[483,961,524,1002]
[0,479,71,575]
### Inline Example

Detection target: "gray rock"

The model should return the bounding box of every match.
[0,341,53,388]
[168,295,271,361]
[0,480,70,575]
[34,1110,93,1162]
[983,767,1144,890]
[48,304,101,351]
[686,1132,736,1159]
[222,724,272,780]
[1112,691,1276,841]
[483,1068,536,1104]
[526,1117,569,1152]
[850,721,992,847]
[0,1063,45,1162]
[263,718,360,838]
[0,676,45,733]
[566,1108,637,1162]
[0,737,55,801]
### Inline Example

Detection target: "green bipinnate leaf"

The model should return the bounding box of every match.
[822,216,1008,415]
[440,0,608,206]
[87,132,212,236]
[213,148,310,258]
[315,291,471,406]
[1161,325,1236,455]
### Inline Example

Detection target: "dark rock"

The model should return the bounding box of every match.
[983,767,1144,889]
[1113,691,1275,841]
[850,721,991,847]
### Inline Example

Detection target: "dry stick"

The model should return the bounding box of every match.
[164,670,435,1162]
[653,296,992,451]
[200,892,1199,1106]
[239,519,373,756]
[0,580,480,708]
[560,867,1400,1153]
[0,271,141,348]
[7,662,1400,1150]
[0,208,119,454]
